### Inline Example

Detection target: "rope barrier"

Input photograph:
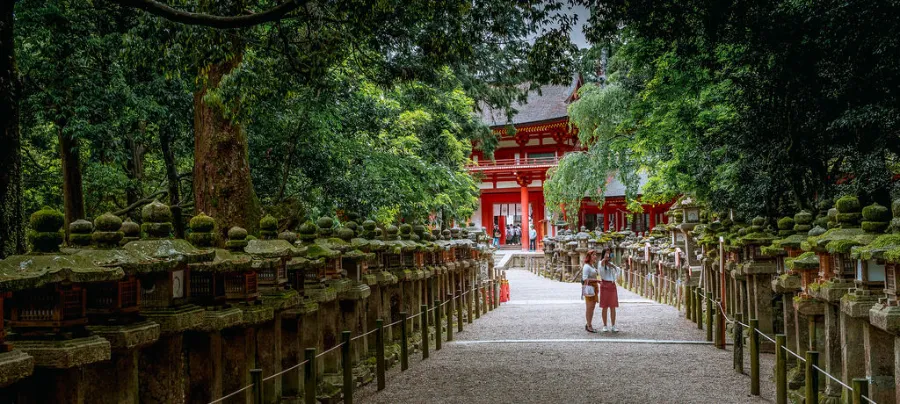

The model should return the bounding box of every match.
[208,384,253,404]
[613,259,881,403]
[350,327,379,341]
[263,359,310,381]
[812,364,853,390]
[316,343,344,359]
[782,345,807,363]
[755,329,776,344]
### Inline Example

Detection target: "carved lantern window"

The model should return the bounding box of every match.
[140,265,189,308]
[369,253,382,271]
[831,253,855,279]
[744,245,763,261]
[189,271,226,306]
[257,257,289,287]
[87,276,141,317]
[449,247,457,262]
[786,247,802,258]
[343,257,363,282]
[414,251,425,268]
[325,258,342,279]
[856,258,886,290]
[816,253,834,281]
[384,252,401,270]
[885,262,898,303]
[8,284,88,329]
[224,272,259,302]
[401,251,416,267]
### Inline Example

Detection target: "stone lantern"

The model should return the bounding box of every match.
[246,214,292,289]
[858,200,900,304]
[0,208,124,378]
[123,201,213,311]
[185,213,257,306]
[382,225,403,270]
[802,196,871,296]
[63,213,144,324]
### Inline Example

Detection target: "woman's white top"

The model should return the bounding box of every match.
[582,263,598,281]
[598,264,619,282]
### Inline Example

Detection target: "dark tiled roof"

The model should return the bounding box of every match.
[479,76,581,127]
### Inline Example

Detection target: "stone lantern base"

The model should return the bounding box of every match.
[0,350,34,388]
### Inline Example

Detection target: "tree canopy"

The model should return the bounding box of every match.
[545,0,900,223]
[2,0,581,256]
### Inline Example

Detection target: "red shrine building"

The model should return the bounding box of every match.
[467,76,674,251]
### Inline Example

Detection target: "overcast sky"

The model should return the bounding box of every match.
[568,4,591,49]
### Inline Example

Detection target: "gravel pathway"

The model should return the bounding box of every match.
[358,269,776,404]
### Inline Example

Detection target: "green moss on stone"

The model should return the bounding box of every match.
[142,222,173,238]
[70,219,93,234]
[260,214,278,231]
[862,221,889,234]
[92,230,124,247]
[69,232,93,246]
[94,213,123,232]
[28,230,63,252]
[30,207,64,233]
[835,195,861,213]
[863,203,890,222]
[190,213,216,233]
[141,200,173,223]
[778,217,795,230]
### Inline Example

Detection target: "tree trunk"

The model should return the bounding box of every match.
[58,122,85,236]
[0,1,24,258]
[125,126,147,208]
[193,48,260,236]
[160,128,185,238]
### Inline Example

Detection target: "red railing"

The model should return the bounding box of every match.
[466,157,560,171]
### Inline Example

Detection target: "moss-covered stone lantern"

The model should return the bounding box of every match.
[313,216,345,280]
[802,196,874,295]
[245,215,293,289]
[870,200,900,334]
[857,200,900,304]
[0,208,125,333]
[122,201,214,312]
[65,212,144,323]
[185,213,257,306]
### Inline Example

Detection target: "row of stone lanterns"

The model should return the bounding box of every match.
[0,201,495,402]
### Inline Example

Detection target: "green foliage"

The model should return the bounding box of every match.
[551,0,900,220]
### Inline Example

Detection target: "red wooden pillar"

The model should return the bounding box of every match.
[481,194,492,238]
[517,175,532,252]
[533,196,544,251]
[498,215,507,245]
[603,204,610,231]
[649,207,656,229]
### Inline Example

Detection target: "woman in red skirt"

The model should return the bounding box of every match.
[598,248,620,332]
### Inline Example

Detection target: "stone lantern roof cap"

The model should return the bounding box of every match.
[0,252,125,292]
[786,251,818,271]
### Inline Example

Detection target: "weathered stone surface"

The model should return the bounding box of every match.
[742,261,777,275]
[840,290,882,318]
[869,303,900,334]
[793,298,826,316]
[339,283,372,301]
[239,304,275,326]
[307,286,337,302]
[362,273,378,286]
[261,288,301,310]
[141,304,204,334]
[771,273,802,293]
[809,279,854,303]
[196,308,243,332]
[87,321,160,350]
[0,350,34,387]
[15,335,110,369]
